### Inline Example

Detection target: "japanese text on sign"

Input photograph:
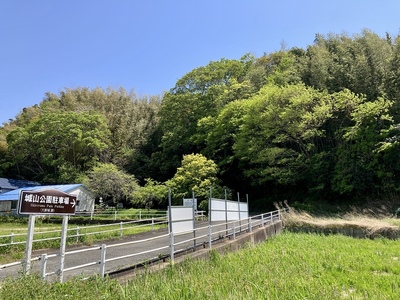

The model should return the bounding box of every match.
[18,189,77,215]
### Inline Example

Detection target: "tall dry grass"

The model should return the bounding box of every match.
[277,201,400,239]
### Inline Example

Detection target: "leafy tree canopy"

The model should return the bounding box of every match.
[167,153,220,203]
[84,163,139,207]
[6,111,110,183]
[131,178,168,209]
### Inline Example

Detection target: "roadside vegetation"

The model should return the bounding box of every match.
[282,208,400,240]
[0,232,399,299]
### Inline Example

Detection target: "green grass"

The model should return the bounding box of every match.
[1,232,399,299]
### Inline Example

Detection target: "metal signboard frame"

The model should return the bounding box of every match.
[18,188,77,282]
[18,189,77,216]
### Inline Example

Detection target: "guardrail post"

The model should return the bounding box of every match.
[270,212,273,223]
[120,222,123,237]
[100,244,106,278]
[151,217,154,230]
[90,211,93,220]
[10,232,14,245]
[139,211,142,220]
[233,222,236,239]
[76,227,80,243]
[249,218,252,232]
[261,214,264,227]
[41,254,47,280]
[278,209,281,220]
[208,225,212,249]
[114,211,117,221]
[169,232,175,263]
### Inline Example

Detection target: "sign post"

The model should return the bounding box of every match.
[18,189,77,280]
[192,191,196,251]
[59,215,69,282]
[23,215,35,274]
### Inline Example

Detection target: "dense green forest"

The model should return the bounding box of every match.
[1,29,400,210]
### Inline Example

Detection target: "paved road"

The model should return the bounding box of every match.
[0,220,249,282]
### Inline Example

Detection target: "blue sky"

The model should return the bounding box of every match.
[1,0,399,124]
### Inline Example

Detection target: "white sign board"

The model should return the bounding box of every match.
[210,198,248,221]
[168,206,194,234]
[239,202,248,219]
[183,198,197,210]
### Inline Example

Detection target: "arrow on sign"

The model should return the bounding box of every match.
[71,199,76,208]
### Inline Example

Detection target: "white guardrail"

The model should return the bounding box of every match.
[0,217,168,248]
[80,210,169,221]
[0,211,206,248]
[0,209,286,283]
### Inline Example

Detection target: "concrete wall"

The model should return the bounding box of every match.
[0,200,11,212]
[213,220,283,254]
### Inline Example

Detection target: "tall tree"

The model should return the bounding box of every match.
[6,111,110,183]
[332,95,393,196]
[131,178,168,209]
[233,84,334,188]
[166,153,220,203]
[300,30,393,101]
[157,56,255,178]
[12,87,161,171]
[385,34,400,122]
[194,100,246,190]
[84,163,139,207]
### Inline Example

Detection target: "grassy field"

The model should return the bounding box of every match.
[0,232,399,299]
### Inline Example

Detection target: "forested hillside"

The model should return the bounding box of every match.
[1,29,400,209]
